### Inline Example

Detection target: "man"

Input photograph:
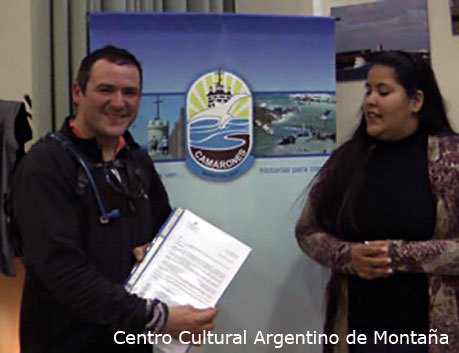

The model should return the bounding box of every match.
[12,46,217,353]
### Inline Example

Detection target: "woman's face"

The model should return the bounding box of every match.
[362,64,423,141]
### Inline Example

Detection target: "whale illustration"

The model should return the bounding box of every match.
[188,94,248,129]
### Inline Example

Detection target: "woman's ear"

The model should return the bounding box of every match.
[411,89,424,114]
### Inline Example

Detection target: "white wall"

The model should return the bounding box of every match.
[235,0,313,15]
[0,0,32,101]
[336,81,364,141]
[329,0,377,7]
[428,0,459,132]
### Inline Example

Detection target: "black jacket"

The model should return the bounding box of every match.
[0,99,32,276]
[12,118,171,353]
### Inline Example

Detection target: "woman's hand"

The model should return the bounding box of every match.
[350,240,393,279]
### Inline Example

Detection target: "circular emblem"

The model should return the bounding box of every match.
[185,70,254,181]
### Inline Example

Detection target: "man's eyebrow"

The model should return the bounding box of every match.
[123,86,140,91]
[94,83,115,88]
[94,83,139,91]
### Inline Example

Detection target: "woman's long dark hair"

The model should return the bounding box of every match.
[310,51,455,239]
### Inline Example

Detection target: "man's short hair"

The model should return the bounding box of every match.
[76,45,143,94]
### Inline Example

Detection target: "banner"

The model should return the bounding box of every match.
[90,13,334,353]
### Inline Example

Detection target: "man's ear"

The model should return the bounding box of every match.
[411,89,424,114]
[72,82,83,106]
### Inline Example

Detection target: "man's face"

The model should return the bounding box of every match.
[72,59,141,142]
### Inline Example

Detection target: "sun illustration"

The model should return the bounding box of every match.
[187,70,251,122]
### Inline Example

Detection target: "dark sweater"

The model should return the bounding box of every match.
[12,118,171,353]
[346,132,435,334]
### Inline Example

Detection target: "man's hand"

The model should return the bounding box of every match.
[162,305,217,342]
[350,240,392,280]
[132,243,150,262]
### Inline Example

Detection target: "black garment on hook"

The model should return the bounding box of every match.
[0,99,32,276]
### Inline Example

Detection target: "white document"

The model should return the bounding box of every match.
[125,208,252,353]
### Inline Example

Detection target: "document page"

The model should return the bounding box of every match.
[125,208,252,353]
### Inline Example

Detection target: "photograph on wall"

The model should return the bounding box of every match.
[452,0,459,35]
[89,13,336,168]
[332,0,430,81]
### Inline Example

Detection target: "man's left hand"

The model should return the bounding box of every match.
[133,243,150,262]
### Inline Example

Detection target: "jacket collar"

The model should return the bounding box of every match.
[59,116,139,162]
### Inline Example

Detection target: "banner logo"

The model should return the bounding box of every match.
[185,70,254,181]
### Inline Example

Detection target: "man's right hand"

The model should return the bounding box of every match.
[161,305,217,341]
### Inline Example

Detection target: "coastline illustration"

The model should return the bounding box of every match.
[131,91,336,160]
[252,93,336,156]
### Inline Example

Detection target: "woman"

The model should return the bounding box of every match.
[296,51,459,353]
